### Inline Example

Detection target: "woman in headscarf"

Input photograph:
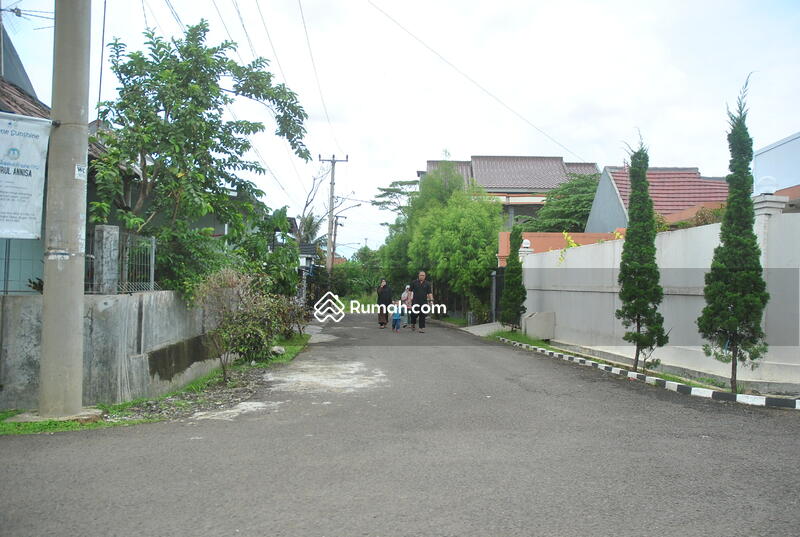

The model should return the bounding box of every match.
[400,284,413,328]
[376,278,392,328]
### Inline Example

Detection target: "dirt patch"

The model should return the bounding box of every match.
[264,359,387,394]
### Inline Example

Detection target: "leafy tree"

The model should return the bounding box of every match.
[499,225,526,329]
[92,22,310,296]
[94,22,309,230]
[426,188,502,306]
[615,144,668,372]
[296,211,325,244]
[697,84,769,392]
[377,217,414,288]
[518,173,599,232]
[372,179,419,217]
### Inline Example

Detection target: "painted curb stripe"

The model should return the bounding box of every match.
[736,394,766,406]
[494,337,799,410]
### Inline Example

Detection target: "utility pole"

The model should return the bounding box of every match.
[332,215,346,264]
[319,154,348,276]
[39,0,92,417]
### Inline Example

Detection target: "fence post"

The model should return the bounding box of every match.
[149,236,156,291]
[93,225,120,294]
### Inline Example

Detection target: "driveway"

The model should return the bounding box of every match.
[1,314,798,536]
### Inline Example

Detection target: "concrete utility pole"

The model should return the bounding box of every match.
[39,0,92,417]
[319,154,348,276]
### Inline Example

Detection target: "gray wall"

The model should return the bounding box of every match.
[523,201,800,392]
[0,291,219,410]
[584,169,628,232]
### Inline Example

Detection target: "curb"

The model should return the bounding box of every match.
[497,337,800,410]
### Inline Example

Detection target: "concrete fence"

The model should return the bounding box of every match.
[0,291,218,410]
[521,195,800,394]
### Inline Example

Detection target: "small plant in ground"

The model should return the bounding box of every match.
[697,80,770,393]
[499,225,526,330]
[615,142,668,372]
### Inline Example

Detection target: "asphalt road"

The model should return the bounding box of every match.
[2,314,799,537]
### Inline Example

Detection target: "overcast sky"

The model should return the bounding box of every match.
[5,0,799,255]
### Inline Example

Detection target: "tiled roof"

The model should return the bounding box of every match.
[0,77,105,159]
[426,156,599,192]
[565,162,600,176]
[426,160,473,181]
[775,184,800,201]
[473,156,569,189]
[497,231,619,267]
[299,243,318,256]
[663,202,725,224]
[607,166,729,216]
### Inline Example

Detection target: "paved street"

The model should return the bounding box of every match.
[2,314,799,537]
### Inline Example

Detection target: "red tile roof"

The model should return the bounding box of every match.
[776,184,800,201]
[497,231,619,267]
[607,166,729,216]
[663,201,726,224]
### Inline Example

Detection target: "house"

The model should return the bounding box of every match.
[423,156,599,227]
[584,166,729,233]
[496,231,619,267]
[754,131,800,194]
[775,184,800,213]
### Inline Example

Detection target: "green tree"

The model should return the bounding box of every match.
[518,173,599,232]
[94,22,309,230]
[372,179,419,217]
[615,144,668,372]
[296,211,325,244]
[697,84,769,392]
[92,22,310,295]
[427,188,502,308]
[499,225,526,329]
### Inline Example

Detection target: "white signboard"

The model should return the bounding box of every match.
[0,111,52,239]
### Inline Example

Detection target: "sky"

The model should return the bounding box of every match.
[4,0,799,256]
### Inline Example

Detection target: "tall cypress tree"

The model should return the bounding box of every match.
[500,225,526,330]
[615,144,668,372]
[697,83,769,393]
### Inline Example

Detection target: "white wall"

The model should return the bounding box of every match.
[522,208,800,390]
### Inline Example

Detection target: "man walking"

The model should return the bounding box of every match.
[409,271,433,333]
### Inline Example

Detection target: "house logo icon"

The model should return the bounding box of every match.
[314,291,345,323]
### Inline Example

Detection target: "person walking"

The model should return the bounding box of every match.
[400,284,413,328]
[376,278,392,328]
[409,271,433,333]
[391,299,404,333]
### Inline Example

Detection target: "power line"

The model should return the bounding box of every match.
[97,0,107,108]
[297,0,343,152]
[255,1,287,83]
[141,0,149,28]
[231,0,256,59]
[205,0,299,205]
[162,0,184,30]
[367,0,586,162]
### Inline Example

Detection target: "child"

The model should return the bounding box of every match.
[391,300,405,332]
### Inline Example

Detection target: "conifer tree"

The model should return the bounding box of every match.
[615,144,668,371]
[500,226,527,330]
[697,82,769,392]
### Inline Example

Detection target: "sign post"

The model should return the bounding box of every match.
[0,112,51,239]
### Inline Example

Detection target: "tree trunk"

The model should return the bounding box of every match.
[731,345,739,393]
[632,319,641,372]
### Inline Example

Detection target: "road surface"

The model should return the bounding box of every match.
[2,314,799,536]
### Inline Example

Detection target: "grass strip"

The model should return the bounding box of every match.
[1,333,311,435]
[486,330,730,392]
